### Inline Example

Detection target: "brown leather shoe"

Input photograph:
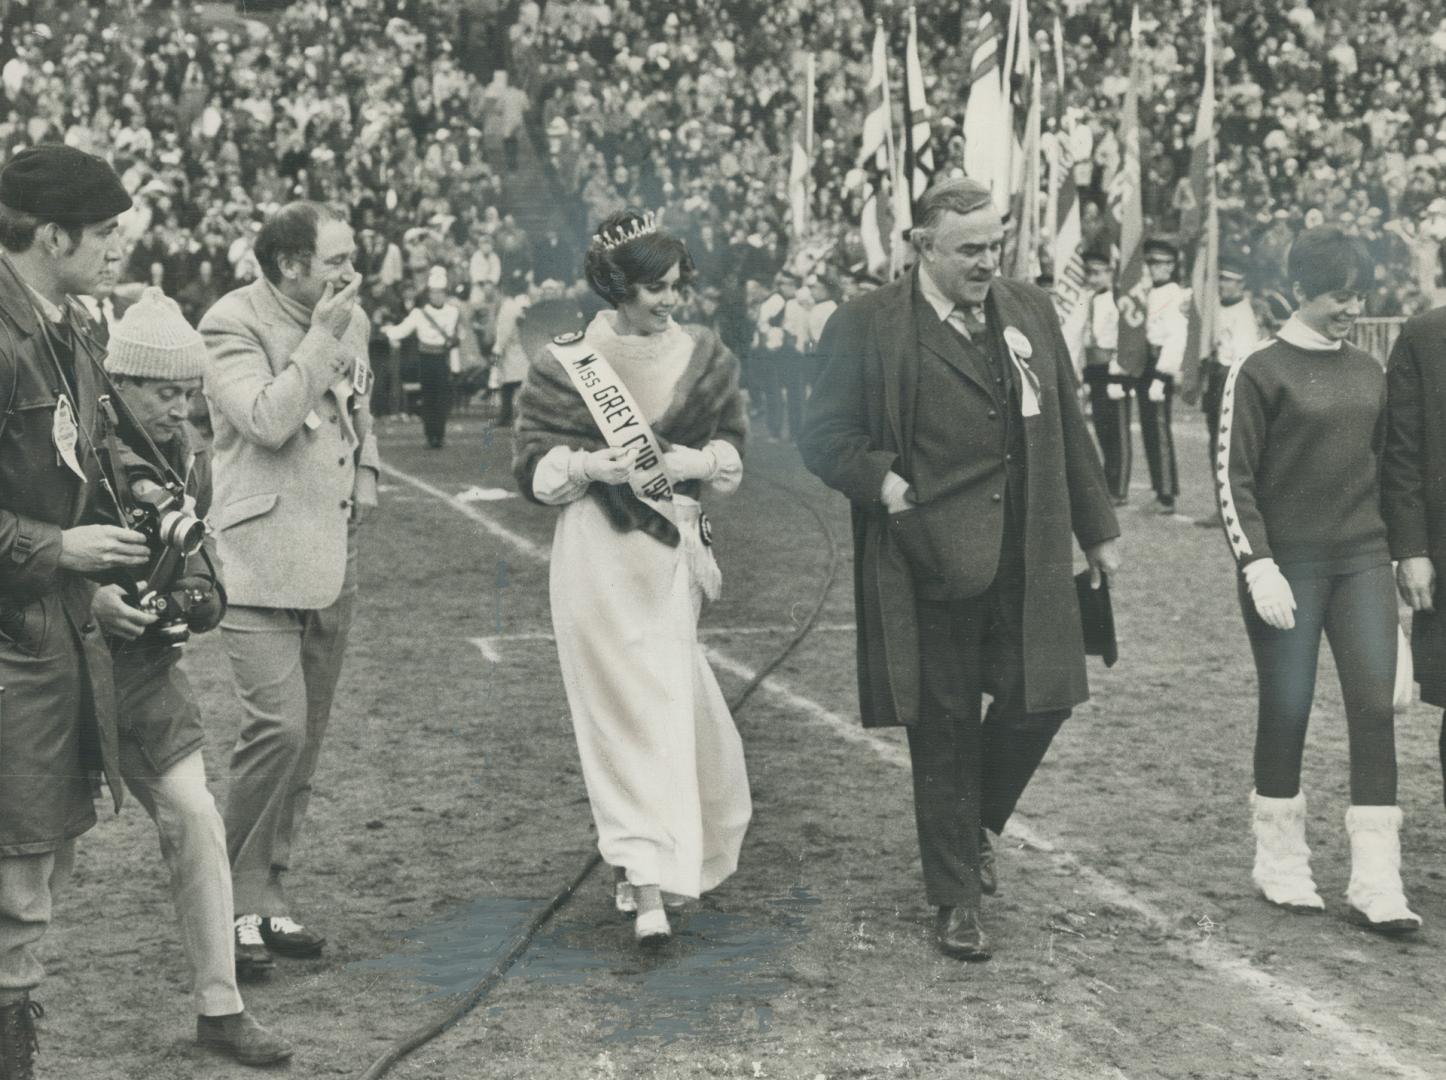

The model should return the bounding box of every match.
[0,994,42,1080]
[936,906,992,961]
[979,830,998,896]
[197,1009,293,1067]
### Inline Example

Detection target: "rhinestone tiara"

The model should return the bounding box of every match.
[596,210,661,252]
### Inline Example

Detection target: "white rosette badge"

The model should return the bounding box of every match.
[1002,326,1042,417]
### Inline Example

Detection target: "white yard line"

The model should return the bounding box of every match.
[399,457,1434,1080]
[468,625,856,662]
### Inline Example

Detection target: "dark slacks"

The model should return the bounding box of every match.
[1201,359,1227,461]
[1137,369,1179,505]
[905,548,1069,908]
[759,348,806,441]
[418,350,452,447]
[1083,366,1132,501]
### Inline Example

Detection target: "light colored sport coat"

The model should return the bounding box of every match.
[200,277,380,609]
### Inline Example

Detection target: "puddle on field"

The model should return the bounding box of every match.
[351,886,818,1043]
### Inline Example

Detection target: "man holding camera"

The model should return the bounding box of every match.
[199,201,379,974]
[92,287,291,1066]
[0,145,150,1079]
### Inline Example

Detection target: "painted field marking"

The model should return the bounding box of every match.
[468,625,857,663]
[399,457,1435,1080]
[380,463,546,561]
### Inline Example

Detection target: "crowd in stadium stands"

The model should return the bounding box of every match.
[0,0,1444,363]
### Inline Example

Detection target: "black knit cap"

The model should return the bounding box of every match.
[0,145,132,225]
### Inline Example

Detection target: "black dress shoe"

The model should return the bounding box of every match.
[936,906,992,961]
[233,915,274,978]
[979,830,998,896]
[260,916,326,958]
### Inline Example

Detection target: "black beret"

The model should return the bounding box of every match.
[1082,247,1112,267]
[1,145,132,225]
[1218,251,1250,278]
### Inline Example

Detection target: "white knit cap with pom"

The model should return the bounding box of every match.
[105,286,208,380]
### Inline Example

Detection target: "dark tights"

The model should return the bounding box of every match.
[1243,562,1398,805]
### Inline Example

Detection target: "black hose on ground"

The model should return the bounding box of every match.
[357,477,843,1079]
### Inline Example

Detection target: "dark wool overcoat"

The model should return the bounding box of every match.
[1383,306,1446,705]
[0,263,122,854]
[799,269,1119,728]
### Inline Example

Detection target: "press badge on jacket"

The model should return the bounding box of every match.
[52,395,86,480]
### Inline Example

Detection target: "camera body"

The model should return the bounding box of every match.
[123,478,210,645]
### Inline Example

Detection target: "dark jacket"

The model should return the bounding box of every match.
[0,258,123,855]
[111,424,221,774]
[799,270,1119,727]
[1382,306,1446,704]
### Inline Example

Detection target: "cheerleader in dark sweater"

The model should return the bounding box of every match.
[1218,226,1419,934]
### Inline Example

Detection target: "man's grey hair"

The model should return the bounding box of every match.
[910,177,996,250]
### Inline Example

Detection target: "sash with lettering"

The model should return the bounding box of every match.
[551,334,722,600]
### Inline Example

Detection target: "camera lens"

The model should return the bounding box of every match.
[159,510,206,555]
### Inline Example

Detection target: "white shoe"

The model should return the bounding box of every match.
[1250,791,1325,912]
[634,907,671,946]
[1345,805,1422,934]
[614,880,638,916]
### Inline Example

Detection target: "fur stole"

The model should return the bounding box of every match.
[513,320,746,546]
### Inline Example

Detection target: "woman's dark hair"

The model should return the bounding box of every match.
[254,201,345,285]
[583,209,694,307]
[1286,225,1375,301]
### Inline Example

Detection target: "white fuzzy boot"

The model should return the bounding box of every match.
[1250,791,1326,912]
[1345,805,1422,934]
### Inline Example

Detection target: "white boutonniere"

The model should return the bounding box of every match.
[1003,326,1042,417]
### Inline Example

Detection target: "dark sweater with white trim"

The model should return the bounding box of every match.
[1217,338,1389,574]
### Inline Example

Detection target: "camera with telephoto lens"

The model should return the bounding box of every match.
[123,479,209,645]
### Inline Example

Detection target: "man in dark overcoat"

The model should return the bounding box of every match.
[0,146,147,1073]
[1383,303,1446,804]
[800,178,1121,961]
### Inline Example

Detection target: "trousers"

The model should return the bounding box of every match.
[1241,561,1398,805]
[118,747,243,1016]
[221,535,358,916]
[1137,368,1178,505]
[0,843,72,997]
[418,350,452,447]
[1083,366,1133,501]
[905,550,1069,908]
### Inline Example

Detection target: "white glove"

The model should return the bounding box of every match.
[1147,376,1167,402]
[569,447,636,485]
[881,471,913,514]
[663,445,718,482]
[1244,558,1296,630]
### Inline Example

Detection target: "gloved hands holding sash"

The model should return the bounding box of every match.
[663,445,718,483]
[570,446,639,485]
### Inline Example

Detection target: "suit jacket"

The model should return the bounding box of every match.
[799,269,1119,727]
[1383,305,1446,702]
[200,278,381,609]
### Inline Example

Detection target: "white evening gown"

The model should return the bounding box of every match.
[530,314,751,898]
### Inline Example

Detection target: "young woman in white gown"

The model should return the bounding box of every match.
[513,210,751,945]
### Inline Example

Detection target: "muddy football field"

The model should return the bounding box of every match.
[35,412,1446,1079]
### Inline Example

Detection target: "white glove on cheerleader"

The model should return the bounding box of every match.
[663,445,719,482]
[1244,558,1297,630]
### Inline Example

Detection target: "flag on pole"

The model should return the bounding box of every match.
[963,11,1009,212]
[903,6,934,203]
[857,19,893,274]
[789,52,815,237]
[1181,4,1219,404]
[1001,0,1031,196]
[1108,4,1150,377]
[1010,49,1042,281]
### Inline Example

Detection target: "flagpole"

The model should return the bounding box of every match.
[805,51,815,238]
[902,8,918,221]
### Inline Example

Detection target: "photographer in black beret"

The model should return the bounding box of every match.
[0,144,148,1079]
